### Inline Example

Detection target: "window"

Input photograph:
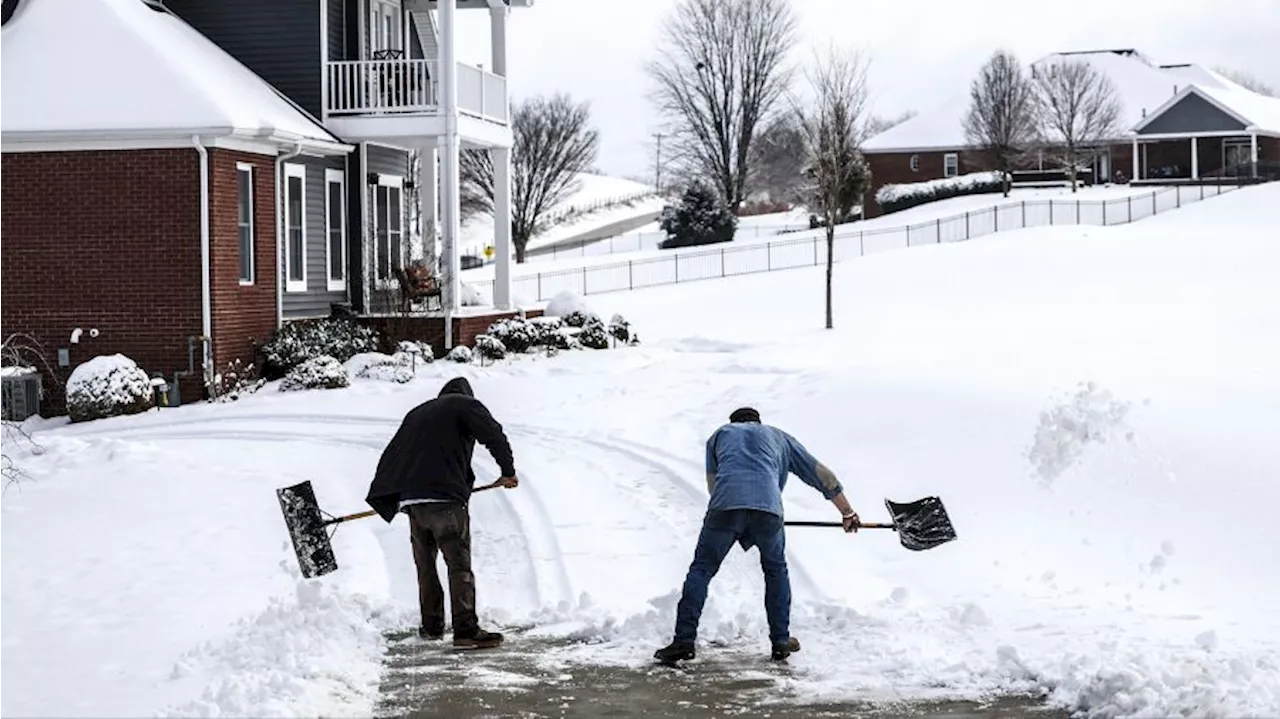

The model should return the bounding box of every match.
[372,175,404,284]
[909,155,920,172]
[236,163,254,285]
[325,169,347,292]
[284,164,307,292]
[366,0,401,58]
[943,153,959,178]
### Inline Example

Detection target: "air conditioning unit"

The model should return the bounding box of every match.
[1,370,42,422]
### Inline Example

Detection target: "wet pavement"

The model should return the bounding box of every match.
[375,630,1071,719]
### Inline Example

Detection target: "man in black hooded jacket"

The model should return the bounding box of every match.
[367,377,517,649]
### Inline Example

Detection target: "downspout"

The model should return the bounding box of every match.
[276,143,305,328]
[192,136,214,398]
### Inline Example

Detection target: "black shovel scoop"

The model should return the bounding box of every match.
[786,496,958,551]
[277,479,507,578]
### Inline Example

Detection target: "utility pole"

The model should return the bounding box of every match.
[653,132,665,192]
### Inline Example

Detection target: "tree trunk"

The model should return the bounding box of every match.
[514,242,527,264]
[824,218,835,330]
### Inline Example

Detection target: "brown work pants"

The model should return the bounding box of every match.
[407,502,478,638]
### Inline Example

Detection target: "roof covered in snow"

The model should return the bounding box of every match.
[1155,84,1280,136]
[862,49,1276,153]
[0,0,349,153]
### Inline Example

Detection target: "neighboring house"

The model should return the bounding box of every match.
[861,49,1280,218]
[1,0,526,412]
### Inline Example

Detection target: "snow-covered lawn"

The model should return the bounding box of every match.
[458,172,659,258]
[4,183,1278,718]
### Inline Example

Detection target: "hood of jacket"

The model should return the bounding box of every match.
[439,377,474,398]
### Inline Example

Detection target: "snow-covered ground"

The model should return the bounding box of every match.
[4,183,1279,718]
[458,172,660,258]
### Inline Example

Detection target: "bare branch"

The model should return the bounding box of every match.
[792,46,873,330]
[1032,59,1122,192]
[963,49,1037,196]
[866,109,917,138]
[647,0,798,210]
[458,94,600,262]
[1213,66,1278,97]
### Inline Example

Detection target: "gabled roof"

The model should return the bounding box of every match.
[861,48,1258,154]
[1,0,349,154]
[1133,83,1280,137]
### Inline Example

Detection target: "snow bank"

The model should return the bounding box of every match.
[543,290,592,318]
[876,170,1004,213]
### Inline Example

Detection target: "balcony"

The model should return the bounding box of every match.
[326,59,508,125]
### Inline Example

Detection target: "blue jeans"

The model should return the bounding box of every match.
[673,509,790,645]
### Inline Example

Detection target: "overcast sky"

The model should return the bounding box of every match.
[454,0,1280,181]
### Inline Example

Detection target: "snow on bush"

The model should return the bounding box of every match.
[544,290,591,319]
[608,314,634,345]
[396,340,434,363]
[486,318,541,353]
[474,335,507,362]
[875,170,1004,215]
[65,354,155,423]
[578,315,610,350]
[279,356,350,392]
[447,345,473,363]
[532,317,577,350]
[259,317,379,380]
[344,352,414,384]
[1027,381,1134,486]
[559,310,591,329]
[212,359,265,403]
[659,180,737,249]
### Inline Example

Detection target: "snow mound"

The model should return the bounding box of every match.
[544,290,592,318]
[1027,382,1134,485]
[345,352,414,384]
[65,353,155,422]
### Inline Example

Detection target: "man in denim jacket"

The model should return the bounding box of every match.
[655,407,861,664]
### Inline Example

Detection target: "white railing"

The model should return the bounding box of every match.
[326,59,508,124]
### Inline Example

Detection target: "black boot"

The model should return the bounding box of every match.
[454,628,503,650]
[771,637,800,661]
[418,624,444,641]
[654,641,696,664]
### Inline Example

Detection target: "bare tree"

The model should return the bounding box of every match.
[460,94,599,263]
[866,109,917,138]
[647,0,798,210]
[1214,66,1277,97]
[794,48,873,330]
[1032,59,1121,192]
[749,113,807,205]
[963,49,1037,197]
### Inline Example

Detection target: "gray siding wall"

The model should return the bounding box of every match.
[1140,93,1247,135]
[167,0,324,118]
[283,155,350,319]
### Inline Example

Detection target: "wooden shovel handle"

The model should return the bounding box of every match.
[784,521,896,529]
[323,480,510,526]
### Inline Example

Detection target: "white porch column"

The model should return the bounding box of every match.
[439,0,462,323]
[1252,133,1259,178]
[493,147,513,310]
[489,5,508,77]
[416,142,439,268]
[1191,136,1199,180]
[1132,138,1140,181]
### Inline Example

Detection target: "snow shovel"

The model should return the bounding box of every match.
[785,496,957,551]
[277,478,507,579]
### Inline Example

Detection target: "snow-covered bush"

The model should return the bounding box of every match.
[659,181,737,249]
[544,290,592,319]
[608,314,633,345]
[578,315,610,350]
[279,356,350,392]
[345,352,413,384]
[526,316,571,349]
[66,354,155,422]
[875,170,1003,215]
[486,318,540,353]
[213,358,265,402]
[474,335,507,363]
[259,317,379,380]
[559,310,591,329]
[447,346,473,363]
[397,340,434,363]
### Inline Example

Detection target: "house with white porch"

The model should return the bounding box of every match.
[1,0,530,412]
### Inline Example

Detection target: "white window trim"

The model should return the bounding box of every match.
[373,174,405,291]
[909,155,920,172]
[362,0,403,59]
[943,152,959,178]
[284,163,308,293]
[236,162,255,286]
[324,168,348,292]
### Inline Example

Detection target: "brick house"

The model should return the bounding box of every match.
[2,0,530,413]
[862,49,1280,218]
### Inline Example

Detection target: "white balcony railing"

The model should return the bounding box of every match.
[326,59,508,125]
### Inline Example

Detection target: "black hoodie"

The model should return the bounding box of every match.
[365,377,516,521]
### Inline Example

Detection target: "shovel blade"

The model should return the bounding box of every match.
[884,496,957,551]
[277,480,339,578]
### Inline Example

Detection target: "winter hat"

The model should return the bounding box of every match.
[729,407,761,423]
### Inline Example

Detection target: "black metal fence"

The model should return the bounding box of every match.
[471,183,1242,305]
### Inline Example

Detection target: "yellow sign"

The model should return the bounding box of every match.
[484,244,495,259]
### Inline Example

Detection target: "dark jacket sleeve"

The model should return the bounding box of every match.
[462,399,516,477]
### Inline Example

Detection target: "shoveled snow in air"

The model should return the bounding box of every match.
[3,183,1278,718]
